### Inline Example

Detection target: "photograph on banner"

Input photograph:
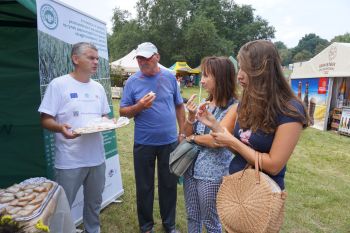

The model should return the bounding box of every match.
[291,77,329,130]
[339,107,350,134]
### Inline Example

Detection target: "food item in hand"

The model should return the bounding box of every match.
[146,91,156,97]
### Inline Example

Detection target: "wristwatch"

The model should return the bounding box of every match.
[189,134,196,143]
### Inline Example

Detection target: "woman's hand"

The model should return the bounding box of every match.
[196,102,223,132]
[185,94,198,119]
[211,127,235,147]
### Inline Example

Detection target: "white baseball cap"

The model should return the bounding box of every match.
[135,42,158,58]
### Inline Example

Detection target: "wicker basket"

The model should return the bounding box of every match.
[217,153,287,233]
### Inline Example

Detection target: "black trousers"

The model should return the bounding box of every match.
[133,142,178,233]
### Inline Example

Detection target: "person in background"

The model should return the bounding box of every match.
[183,57,238,232]
[39,42,110,233]
[119,42,185,233]
[197,40,308,203]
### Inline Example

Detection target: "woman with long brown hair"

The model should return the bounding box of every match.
[183,56,238,232]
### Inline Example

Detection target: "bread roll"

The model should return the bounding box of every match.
[0,196,15,203]
[42,182,53,190]
[23,204,40,212]
[16,209,33,217]
[15,191,25,198]
[19,193,36,202]
[34,186,47,193]
[1,192,15,197]
[6,206,22,215]
[16,201,29,207]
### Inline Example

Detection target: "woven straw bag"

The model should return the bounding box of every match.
[217,152,287,233]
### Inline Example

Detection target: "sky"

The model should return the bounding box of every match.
[60,0,349,48]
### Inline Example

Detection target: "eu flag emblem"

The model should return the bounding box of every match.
[70,93,78,98]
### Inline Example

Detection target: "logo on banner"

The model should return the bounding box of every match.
[40,4,58,30]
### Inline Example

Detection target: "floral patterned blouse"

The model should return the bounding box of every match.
[192,98,237,182]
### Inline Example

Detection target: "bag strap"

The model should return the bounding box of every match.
[254,151,260,184]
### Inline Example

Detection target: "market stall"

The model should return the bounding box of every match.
[290,42,350,133]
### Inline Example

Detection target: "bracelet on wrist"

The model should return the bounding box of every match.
[186,118,196,124]
[179,133,186,138]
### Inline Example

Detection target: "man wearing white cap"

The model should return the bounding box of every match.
[120,42,185,233]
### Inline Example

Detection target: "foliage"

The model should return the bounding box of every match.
[274,41,287,50]
[293,49,313,62]
[110,65,127,87]
[331,32,350,43]
[289,33,329,63]
[108,0,275,67]
[108,7,144,61]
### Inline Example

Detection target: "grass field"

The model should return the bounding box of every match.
[100,86,350,233]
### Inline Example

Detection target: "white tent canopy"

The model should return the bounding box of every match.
[110,49,175,74]
[291,42,350,79]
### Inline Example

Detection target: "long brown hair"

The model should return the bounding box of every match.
[237,40,308,133]
[201,56,238,107]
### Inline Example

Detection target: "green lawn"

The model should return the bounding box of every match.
[100,86,350,233]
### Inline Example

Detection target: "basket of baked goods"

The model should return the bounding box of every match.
[0,178,59,232]
[73,117,129,135]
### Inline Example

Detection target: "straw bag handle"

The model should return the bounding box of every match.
[254,151,263,184]
[239,151,263,184]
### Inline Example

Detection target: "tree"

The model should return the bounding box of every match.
[293,50,313,62]
[108,8,145,61]
[294,33,329,56]
[278,48,293,66]
[274,41,287,50]
[331,33,350,43]
[111,7,132,33]
[221,4,275,54]
[181,14,232,66]
[108,20,144,61]
[108,0,276,66]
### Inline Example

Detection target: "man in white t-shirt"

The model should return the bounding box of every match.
[38,42,110,233]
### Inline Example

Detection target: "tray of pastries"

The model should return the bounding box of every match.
[73,117,129,135]
[0,178,58,221]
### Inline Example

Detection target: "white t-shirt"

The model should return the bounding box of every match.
[38,74,111,169]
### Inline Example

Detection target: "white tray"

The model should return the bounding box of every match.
[73,117,129,135]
